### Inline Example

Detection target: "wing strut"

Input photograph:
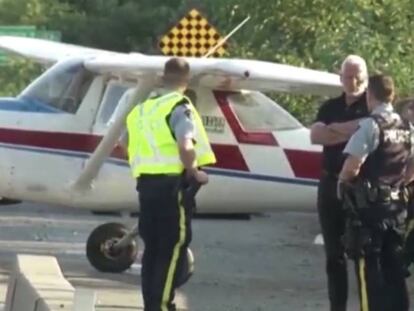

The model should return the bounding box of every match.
[71,77,156,191]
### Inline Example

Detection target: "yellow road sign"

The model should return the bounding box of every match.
[159,9,227,57]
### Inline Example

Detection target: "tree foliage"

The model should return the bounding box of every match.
[0,0,414,124]
[204,0,414,123]
[0,57,42,97]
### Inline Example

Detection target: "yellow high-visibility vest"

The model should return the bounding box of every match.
[126,91,216,177]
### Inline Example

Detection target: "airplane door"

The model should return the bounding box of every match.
[77,79,137,209]
[91,80,134,134]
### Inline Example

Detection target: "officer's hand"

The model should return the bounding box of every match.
[192,170,209,185]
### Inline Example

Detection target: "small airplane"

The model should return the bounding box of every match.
[0,35,341,274]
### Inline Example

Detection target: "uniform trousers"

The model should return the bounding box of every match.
[354,221,409,311]
[137,174,195,311]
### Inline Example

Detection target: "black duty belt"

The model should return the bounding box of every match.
[377,186,401,201]
[321,170,339,179]
[139,173,180,179]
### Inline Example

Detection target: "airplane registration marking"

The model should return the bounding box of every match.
[202,115,225,133]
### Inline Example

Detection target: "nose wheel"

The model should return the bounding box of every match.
[86,222,195,286]
[86,222,138,273]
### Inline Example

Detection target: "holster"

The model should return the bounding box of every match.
[179,173,202,212]
[342,216,374,260]
[341,179,406,260]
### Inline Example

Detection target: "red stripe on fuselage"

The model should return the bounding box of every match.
[0,127,249,171]
[0,127,126,159]
[214,91,278,146]
[284,149,322,180]
[210,144,249,171]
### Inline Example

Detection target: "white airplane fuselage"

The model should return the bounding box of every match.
[0,58,323,213]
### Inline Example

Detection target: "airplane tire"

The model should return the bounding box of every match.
[86,222,138,273]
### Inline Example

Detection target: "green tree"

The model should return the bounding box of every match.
[0,57,42,96]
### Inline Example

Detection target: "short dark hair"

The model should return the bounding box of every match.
[163,57,190,85]
[368,74,395,103]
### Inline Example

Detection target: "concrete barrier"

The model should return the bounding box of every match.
[72,289,95,311]
[4,254,75,311]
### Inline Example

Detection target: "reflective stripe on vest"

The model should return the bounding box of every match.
[126,91,216,177]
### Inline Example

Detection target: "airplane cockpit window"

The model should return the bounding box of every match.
[99,82,133,124]
[227,91,302,131]
[18,59,94,113]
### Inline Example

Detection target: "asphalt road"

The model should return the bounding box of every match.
[0,202,411,310]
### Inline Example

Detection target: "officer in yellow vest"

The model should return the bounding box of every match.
[126,57,216,311]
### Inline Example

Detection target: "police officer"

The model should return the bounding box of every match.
[310,55,369,311]
[338,74,413,311]
[126,57,216,311]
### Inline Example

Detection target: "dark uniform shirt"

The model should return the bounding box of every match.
[315,92,368,175]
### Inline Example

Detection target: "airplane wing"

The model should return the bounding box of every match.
[0,36,340,95]
[0,36,124,64]
[85,54,342,96]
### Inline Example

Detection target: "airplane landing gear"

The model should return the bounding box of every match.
[86,222,195,286]
[86,222,138,273]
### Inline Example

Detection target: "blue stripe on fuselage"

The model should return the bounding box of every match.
[0,97,63,113]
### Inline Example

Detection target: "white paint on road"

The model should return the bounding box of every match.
[313,233,324,245]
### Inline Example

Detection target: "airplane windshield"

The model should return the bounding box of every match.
[18,59,94,113]
[228,91,303,131]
